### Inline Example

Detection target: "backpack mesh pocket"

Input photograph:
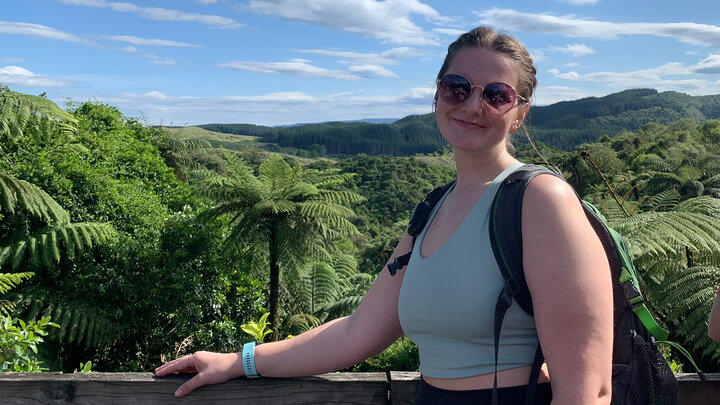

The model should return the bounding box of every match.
[624,333,678,405]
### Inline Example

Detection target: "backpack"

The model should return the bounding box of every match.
[387,164,692,405]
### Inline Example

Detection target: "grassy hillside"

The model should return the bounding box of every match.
[162,126,261,151]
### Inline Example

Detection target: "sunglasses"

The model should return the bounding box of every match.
[436,73,527,115]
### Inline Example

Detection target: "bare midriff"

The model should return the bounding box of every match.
[422,364,550,390]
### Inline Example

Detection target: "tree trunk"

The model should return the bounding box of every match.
[268,222,281,342]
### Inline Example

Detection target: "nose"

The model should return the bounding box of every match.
[461,86,485,115]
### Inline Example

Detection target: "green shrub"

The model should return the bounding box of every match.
[352,336,419,372]
[0,316,59,372]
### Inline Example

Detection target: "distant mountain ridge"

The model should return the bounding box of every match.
[198,89,720,155]
[277,118,398,127]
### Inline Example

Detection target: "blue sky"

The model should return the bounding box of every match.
[2,0,720,126]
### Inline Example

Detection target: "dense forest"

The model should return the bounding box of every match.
[196,89,720,155]
[2,85,720,376]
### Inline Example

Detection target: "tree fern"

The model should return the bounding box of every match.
[12,291,118,347]
[1,222,116,270]
[654,265,720,360]
[0,171,117,348]
[196,153,363,340]
[282,255,371,336]
[0,272,33,316]
[0,86,76,144]
[0,172,69,223]
[611,198,720,263]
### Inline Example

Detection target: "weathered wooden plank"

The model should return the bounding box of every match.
[389,371,419,405]
[677,373,720,405]
[0,372,389,404]
[2,372,719,404]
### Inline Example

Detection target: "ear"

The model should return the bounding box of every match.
[515,101,530,126]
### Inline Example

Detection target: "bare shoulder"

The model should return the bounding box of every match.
[523,173,582,215]
[520,172,608,283]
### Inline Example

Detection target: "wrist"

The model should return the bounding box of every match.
[242,342,261,378]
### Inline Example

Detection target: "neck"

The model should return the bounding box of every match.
[453,147,518,190]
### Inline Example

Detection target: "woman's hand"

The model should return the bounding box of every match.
[154,351,244,397]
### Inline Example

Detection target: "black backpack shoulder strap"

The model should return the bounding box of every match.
[488,163,559,405]
[387,180,455,276]
[489,163,560,314]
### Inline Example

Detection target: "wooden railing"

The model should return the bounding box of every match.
[0,372,717,404]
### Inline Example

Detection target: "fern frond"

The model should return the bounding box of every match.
[641,189,681,212]
[0,223,116,270]
[643,155,675,172]
[317,190,366,205]
[612,209,720,260]
[0,172,70,224]
[654,265,720,360]
[13,294,119,347]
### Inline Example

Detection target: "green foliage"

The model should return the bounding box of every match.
[283,255,373,336]
[654,266,720,361]
[196,153,364,340]
[240,313,272,343]
[0,316,59,372]
[0,272,33,316]
[74,360,93,373]
[352,336,419,372]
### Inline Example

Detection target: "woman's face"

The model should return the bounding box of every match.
[435,47,528,156]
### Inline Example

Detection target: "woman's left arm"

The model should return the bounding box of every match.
[522,175,614,405]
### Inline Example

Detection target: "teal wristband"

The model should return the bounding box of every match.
[242,342,260,378]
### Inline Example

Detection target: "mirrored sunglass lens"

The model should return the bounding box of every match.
[482,83,516,113]
[440,75,471,105]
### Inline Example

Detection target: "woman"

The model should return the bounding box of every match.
[155,27,614,404]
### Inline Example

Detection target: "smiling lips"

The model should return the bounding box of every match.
[452,117,486,129]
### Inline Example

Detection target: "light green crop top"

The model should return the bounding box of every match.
[397,163,539,379]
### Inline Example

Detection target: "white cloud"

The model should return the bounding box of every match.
[218,59,362,80]
[122,46,139,52]
[57,0,243,29]
[555,0,599,5]
[0,21,89,44]
[549,43,595,56]
[547,68,560,75]
[564,62,581,67]
[104,35,201,47]
[694,54,720,74]
[548,62,720,95]
[218,58,398,80]
[141,91,170,99]
[475,8,720,48]
[348,65,398,78]
[533,85,597,105]
[293,47,427,65]
[248,0,441,45]
[0,66,72,88]
[92,86,437,126]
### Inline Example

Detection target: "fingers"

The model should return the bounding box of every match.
[174,373,207,397]
[154,354,195,376]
